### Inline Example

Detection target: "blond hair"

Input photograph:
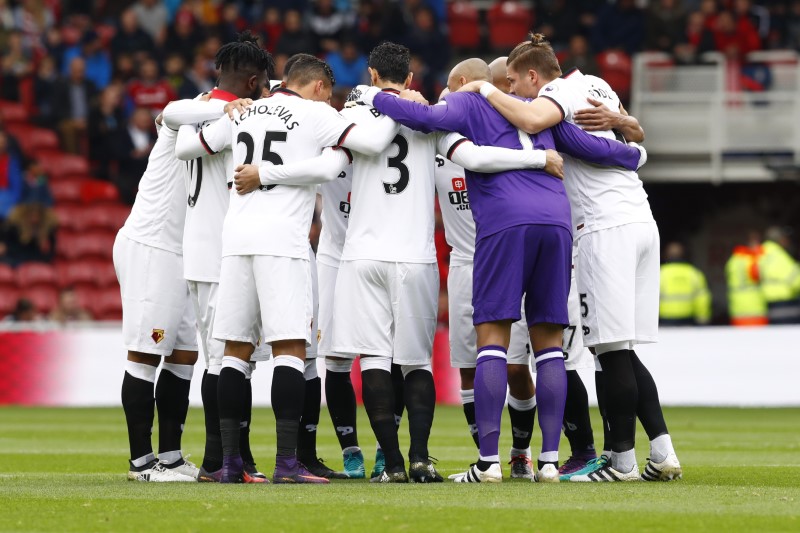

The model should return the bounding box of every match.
[507,33,561,80]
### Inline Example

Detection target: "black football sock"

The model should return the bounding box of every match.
[325,370,359,450]
[240,377,255,465]
[200,370,223,472]
[218,365,247,458]
[460,389,480,448]
[630,351,669,440]
[121,369,155,463]
[403,368,435,460]
[595,370,611,454]
[271,359,305,457]
[361,368,404,471]
[391,363,405,429]
[507,394,536,453]
[563,370,595,456]
[297,376,322,462]
[597,350,638,453]
[155,363,192,459]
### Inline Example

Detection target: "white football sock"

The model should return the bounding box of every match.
[650,434,674,463]
[612,448,637,474]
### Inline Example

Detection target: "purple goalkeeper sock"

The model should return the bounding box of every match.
[534,348,568,463]
[474,345,508,462]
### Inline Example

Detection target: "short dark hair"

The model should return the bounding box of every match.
[286,56,336,88]
[368,41,410,84]
[507,33,561,80]
[215,31,275,79]
[284,52,317,81]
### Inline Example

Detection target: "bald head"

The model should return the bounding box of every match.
[447,58,491,93]
[489,56,511,94]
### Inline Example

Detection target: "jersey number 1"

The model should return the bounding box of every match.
[187,157,202,207]
[237,131,288,191]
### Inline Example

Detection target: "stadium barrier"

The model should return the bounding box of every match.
[0,323,798,406]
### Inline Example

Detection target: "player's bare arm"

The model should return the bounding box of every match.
[233,146,351,194]
[544,149,564,179]
[573,98,645,142]
[458,81,562,134]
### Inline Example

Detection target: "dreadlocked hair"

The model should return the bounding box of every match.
[215,30,276,79]
[507,32,561,79]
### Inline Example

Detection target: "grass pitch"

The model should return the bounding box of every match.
[1,405,799,532]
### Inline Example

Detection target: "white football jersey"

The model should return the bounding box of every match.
[198,89,355,258]
[317,163,352,267]
[119,123,186,254]
[182,92,236,282]
[340,104,442,264]
[539,69,654,235]
[434,154,475,267]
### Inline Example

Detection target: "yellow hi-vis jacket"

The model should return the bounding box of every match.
[659,261,711,324]
[757,241,800,303]
[725,246,768,326]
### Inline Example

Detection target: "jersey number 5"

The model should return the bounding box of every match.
[237,131,288,191]
[383,134,409,195]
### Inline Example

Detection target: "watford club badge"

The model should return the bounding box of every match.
[151,329,165,344]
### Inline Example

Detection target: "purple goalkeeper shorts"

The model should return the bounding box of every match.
[472,224,571,327]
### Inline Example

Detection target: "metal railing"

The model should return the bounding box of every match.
[630,51,800,183]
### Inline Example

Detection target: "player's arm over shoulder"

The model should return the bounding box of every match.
[175,117,232,161]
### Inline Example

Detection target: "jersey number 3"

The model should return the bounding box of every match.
[383,134,409,195]
[237,131,288,191]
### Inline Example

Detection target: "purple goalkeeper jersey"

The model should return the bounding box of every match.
[372,91,641,241]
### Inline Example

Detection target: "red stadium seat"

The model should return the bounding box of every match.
[24,285,59,314]
[597,50,633,105]
[56,259,118,289]
[39,153,90,180]
[91,288,122,320]
[15,262,58,288]
[448,1,480,50]
[487,1,533,51]
[0,287,21,317]
[5,125,60,157]
[0,100,28,124]
[50,179,87,206]
[81,180,121,204]
[0,263,16,286]
[56,230,116,261]
[81,204,130,231]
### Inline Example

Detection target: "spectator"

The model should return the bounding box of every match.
[111,8,155,61]
[734,0,770,41]
[43,25,66,71]
[132,0,169,46]
[326,39,368,90]
[32,55,58,128]
[164,9,205,64]
[537,0,582,51]
[353,0,386,54]
[406,6,450,99]
[725,231,767,326]
[62,30,112,91]
[258,7,283,51]
[659,242,712,325]
[591,0,645,55]
[758,227,800,324]
[1,30,33,100]
[179,55,214,99]
[12,0,55,54]
[218,3,247,45]
[645,0,688,54]
[0,130,23,220]
[49,287,92,323]
[698,9,761,62]
[88,84,126,180]
[674,10,707,64]
[113,53,137,85]
[127,57,176,117]
[308,0,351,54]
[275,9,316,62]
[4,202,57,264]
[3,298,41,322]
[113,107,156,204]
[20,160,52,206]
[560,34,600,77]
[52,56,97,155]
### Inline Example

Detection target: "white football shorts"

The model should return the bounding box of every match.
[317,260,346,358]
[307,246,319,360]
[448,263,531,368]
[577,222,660,348]
[113,233,197,356]
[213,255,313,347]
[333,260,438,365]
[562,248,593,370]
